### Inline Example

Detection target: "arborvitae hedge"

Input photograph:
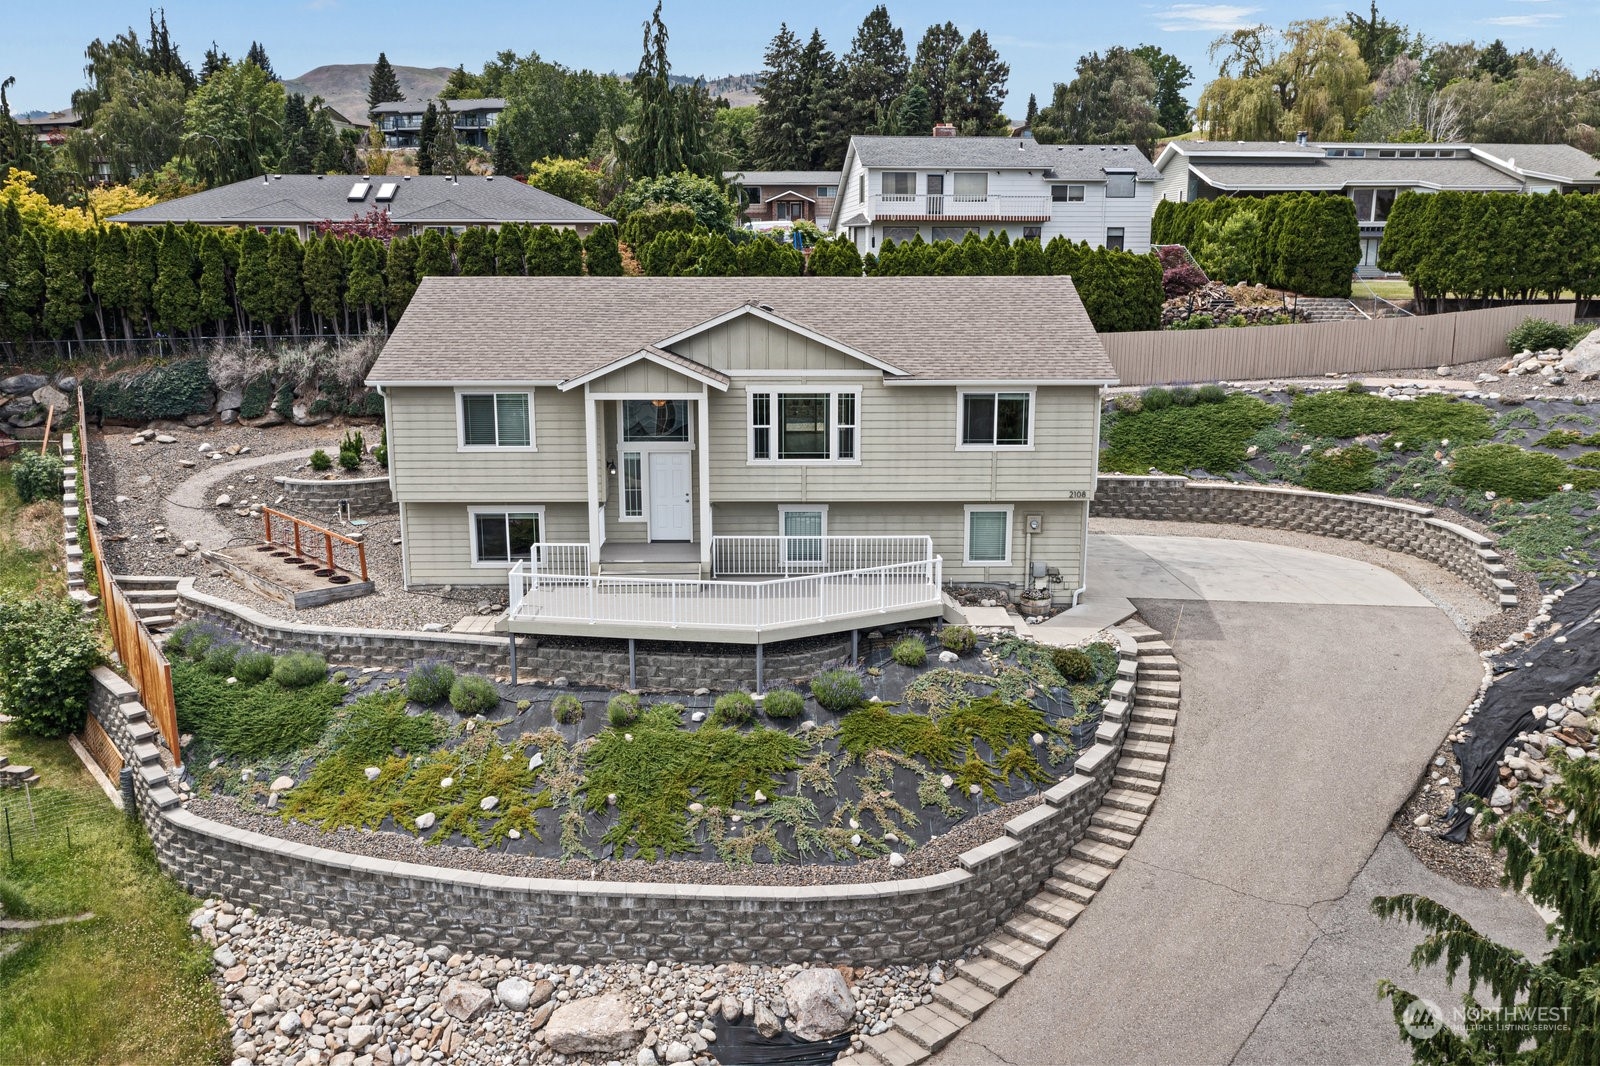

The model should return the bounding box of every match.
[1378,190,1600,310]
[1152,192,1360,298]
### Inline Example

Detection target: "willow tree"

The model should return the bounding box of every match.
[1197,20,1370,140]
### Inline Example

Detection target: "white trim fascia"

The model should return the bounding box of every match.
[654,304,909,377]
[732,369,882,379]
[588,391,705,401]
[466,504,547,568]
[885,378,1117,387]
[558,348,730,393]
[963,503,1015,567]
[369,379,562,388]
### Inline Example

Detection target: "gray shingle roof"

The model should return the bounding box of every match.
[367,276,1114,385]
[109,174,612,227]
[849,136,1159,180]
[1471,143,1600,183]
[1189,156,1523,192]
[1163,140,1323,157]
[369,97,506,115]
[725,170,842,186]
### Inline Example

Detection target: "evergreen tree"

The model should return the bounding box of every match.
[269,231,303,336]
[282,93,315,172]
[523,225,562,275]
[1,229,44,342]
[842,6,909,134]
[1013,237,1048,275]
[456,227,496,276]
[751,24,808,169]
[415,229,452,278]
[492,130,517,176]
[303,235,346,336]
[245,41,276,79]
[949,30,1009,134]
[628,3,713,177]
[200,42,230,83]
[43,230,89,343]
[1131,44,1195,136]
[912,21,965,124]
[1037,47,1162,157]
[236,227,275,329]
[384,235,419,321]
[431,100,462,176]
[152,225,199,336]
[197,230,230,335]
[1476,38,1516,82]
[367,52,405,115]
[439,64,484,100]
[1025,93,1038,126]
[893,84,932,137]
[581,224,623,276]
[417,102,438,175]
[129,227,161,337]
[91,224,136,342]
[797,30,847,169]
[555,228,585,276]
[344,237,386,329]
[495,224,526,275]
[692,233,739,276]
[807,235,863,276]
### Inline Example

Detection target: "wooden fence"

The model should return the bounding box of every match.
[1102,302,1577,387]
[74,388,180,763]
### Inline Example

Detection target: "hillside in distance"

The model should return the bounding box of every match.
[280,63,452,122]
[669,72,759,107]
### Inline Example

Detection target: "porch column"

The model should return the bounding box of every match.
[698,385,713,576]
[584,385,602,566]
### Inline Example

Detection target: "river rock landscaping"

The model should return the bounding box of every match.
[169,623,1119,874]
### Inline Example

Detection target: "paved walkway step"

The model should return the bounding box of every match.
[861,1029,931,1066]
[1123,739,1170,762]
[112,574,181,589]
[1135,679,1180,697]
[891,1001,969,1052]
[1131,706,1178,726]
[1045,876,1096,905]
[139,614,175,631]
[1101,787,1156,814]
[1024,891,1087,926]
[1003,912,1068,949]
[931,976,997,1020]
[1128,721,1175,742]
[1112,772,1162,795]
[1086,824,1138,849]
[980,930,1047,973]
[1055,857,1112,890]
[955,956,1026,996]
[1091,806,1146,834]
[1071,838,1129,868]
[131,599,179,616]
[1117,756,1166,781]
[1137,693,1180,710]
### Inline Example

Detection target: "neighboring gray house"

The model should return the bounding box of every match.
[366,275,1116,644]
[370,97,507,149]
[109,173,612,239]
[828,135,1160,255]
[1152,138,1600,272]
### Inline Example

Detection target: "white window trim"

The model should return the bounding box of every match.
[778,504,829,532]
[778,504,830,567]
[467,505,546,568]
[1052,184,1085,203]
[964,504,1014,567]
[955,388,1036,451]
[456,388,536,452]
[746,386,864,465]
[618,451,646,522]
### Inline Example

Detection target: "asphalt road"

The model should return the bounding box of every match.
[933,539,1549,1066]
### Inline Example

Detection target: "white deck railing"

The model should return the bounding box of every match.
[870,192,1051,219]
[507,556,943,635]
[712,535,933,577]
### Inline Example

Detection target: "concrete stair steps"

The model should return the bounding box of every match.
[139,614,176,631]
[1055,857,1112,890]
[979,930,1047,973]
[1138,667,1180,683]
[1135,693,1180,711]
[1022,891,1086,926]
[1135,679,1180,697]
[1127,721,1176,743]
[1131,706,1177,726]
[860,1029,931,1066]
[1085,824,1138,849]
[954,956,1026,997]
[112,574,181,589]
[1122,739,1171,762]
[1123,626,1165,644]
[1070,838,1130,869]
[890,1001,969,1053]
[122,588,178,603]
[931,976,997,1020]
[1138,653,1179,669]
[1091,807,1146,834]
[1003,912,1068,949]
[1112,772,1162,795]
[1045,876,1097,905]
[1101,787,1156,815]
[131,599,179,616]
[0,764,39,787]
[1116,756,1166,781]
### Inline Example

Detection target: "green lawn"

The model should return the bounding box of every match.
[1351,278,1414,301]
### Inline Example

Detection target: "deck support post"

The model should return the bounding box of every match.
[507,631,518,684]
[851,628,859,664]
[755,642,764,694]
[629,638,637,690]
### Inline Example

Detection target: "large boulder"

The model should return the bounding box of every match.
[31,385,69,411]
[782,968,857,1041]
[542,994,644,1055]
[0,374,46,395]
[439,977,492,1022]
[1560,329,1600,380]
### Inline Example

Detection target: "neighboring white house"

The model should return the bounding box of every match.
[366,275,1117,645]
[1152,138,1600,272]
[826,135,1159,256]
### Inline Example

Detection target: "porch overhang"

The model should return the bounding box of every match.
[558,346,729,392]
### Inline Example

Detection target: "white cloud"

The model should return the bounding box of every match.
[1482,12,1562,25]
[1155,4,1263,33]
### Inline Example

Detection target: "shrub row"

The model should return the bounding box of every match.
[1152,193,1361,298]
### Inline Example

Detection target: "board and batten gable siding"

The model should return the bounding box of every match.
[585,359,703,396]
[669,316,867,374]
[385,386,587,504]
[403,501,587,586]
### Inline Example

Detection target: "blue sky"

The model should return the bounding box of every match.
[3,0,1593,115]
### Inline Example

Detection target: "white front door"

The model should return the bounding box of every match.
[648,451,693,542]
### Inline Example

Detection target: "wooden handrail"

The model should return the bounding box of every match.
[39,404,53,455]
[261,505,369,582]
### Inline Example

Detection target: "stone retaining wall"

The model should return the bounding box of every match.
[84,632,1137,965]
[1094,475,1518,608]
[173,581,856,689]
[273,474,396,517]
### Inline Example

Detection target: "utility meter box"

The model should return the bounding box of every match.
[1024,513,1044,533]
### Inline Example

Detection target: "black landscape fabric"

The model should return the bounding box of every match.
[711,1014,851,1066]
[1443,577,1600,842]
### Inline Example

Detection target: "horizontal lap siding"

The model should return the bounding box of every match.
[388,387,588,503]
[404,502,586,585]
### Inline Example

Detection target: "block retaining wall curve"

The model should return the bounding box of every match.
[273,474,396,517]
[84,632,1138,965]
[172,580,860,689]
[1093,475,1518,609]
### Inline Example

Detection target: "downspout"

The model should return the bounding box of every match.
[378,385,411,591]
[1072,386,1104,608]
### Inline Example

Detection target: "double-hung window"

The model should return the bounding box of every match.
[749,389,860,462]
[964,506,1012,566]
[459,392,532,449]
[959,391,1032,448]
[470,507,542,566]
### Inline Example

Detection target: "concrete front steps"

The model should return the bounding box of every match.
[845,622,1179,1066]
[0,755,40,788]
[114,574,182,631]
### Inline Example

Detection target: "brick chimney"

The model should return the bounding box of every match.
[932,123,957,138]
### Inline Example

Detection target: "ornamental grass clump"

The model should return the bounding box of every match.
[233,651,275,685]
[449,675,500,715]
[939,626,977,654]
[810,669,865,713]
[272,651,328,689]
[552,693,584,724]
[406,662,455,705]
[202,642,240,677]
[891,636,928,667]
[1051,647,1095,683]
[710,690,756,727]
[762,688,805,719]
[607,692,642,727]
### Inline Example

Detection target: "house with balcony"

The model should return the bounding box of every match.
[370,97,506,149]
[827,135,1159,255]
[1152,138,1600,273]
[109,173,612,239]
[724,170,840,228]
[366,275,1116,646]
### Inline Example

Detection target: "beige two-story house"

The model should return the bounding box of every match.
[366,275,1116,643]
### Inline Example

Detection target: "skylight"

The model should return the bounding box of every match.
[375,182,398,202]
[347,182,371,201]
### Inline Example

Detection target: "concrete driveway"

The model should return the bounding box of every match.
[934,537,1549,1066]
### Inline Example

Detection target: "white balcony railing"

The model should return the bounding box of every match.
[712,535,934,577]
[507,556,943,636]
[870,193,1051,219]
